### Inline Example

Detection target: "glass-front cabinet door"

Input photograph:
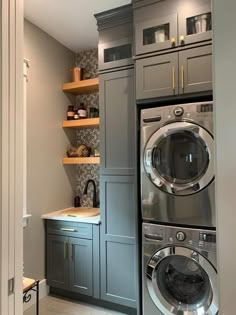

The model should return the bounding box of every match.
[98,37,133,71]
[135,14,178,55]
[178,4,212,46]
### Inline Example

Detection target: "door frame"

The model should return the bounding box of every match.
[0,0,24,314]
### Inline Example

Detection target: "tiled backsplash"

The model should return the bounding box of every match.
[75,49,100,207]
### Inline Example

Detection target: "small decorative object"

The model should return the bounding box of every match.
[73,107,79,120]
[67,144,91,158]
[74,196,81,207]
[71,67,84,82]
[67,105,74,120]
[78,102,87,119]
[83,72,91,80]
[94,146,100,157]
[89,106,99,118]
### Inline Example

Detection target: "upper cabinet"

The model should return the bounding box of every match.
[95,5,134,72]
[135,13,178,54]
[134,0,212,56]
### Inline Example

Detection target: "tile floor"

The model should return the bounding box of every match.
[24,295,126,315]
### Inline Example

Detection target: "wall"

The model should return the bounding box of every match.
[75,49,100,207]
[24,19,76,280]
[213,1,236,314]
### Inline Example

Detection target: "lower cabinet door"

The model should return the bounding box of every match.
[136,52,179,100]
[69,237,93,296]
[46,234,69,289]
[100,175,137,308]
[179,45,212,94]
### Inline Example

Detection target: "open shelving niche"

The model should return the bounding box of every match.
[62,78,100,165]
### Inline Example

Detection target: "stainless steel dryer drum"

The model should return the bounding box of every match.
[140,102,215,228]
[142,223,218,315]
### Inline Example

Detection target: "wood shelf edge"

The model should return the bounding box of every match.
[62,118,99,128]
[63,157,100,165]
[62,78,99,95]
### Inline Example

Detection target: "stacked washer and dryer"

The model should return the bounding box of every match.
[140,102,218,315]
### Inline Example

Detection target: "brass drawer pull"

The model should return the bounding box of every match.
[60,228,78,232]
[172,66,176,91]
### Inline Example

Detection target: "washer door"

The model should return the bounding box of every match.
[146,246,218,315]
[144,122,214,195]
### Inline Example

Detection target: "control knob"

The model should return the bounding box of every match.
[174,107,184,117]
[176,231,186,241]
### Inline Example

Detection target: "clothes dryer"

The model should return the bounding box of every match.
[140,102,215,228]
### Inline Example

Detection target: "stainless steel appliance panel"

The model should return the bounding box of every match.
[142,223,218,315]
[141,102,215,228]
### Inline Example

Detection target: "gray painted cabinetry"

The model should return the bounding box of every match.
[99,69,135,175]
[95,4,138,312]
[94,5,133,72]
[46,220,100,298]
[99,69,137,309]
[134,0,212,55]
[136,45,212,100]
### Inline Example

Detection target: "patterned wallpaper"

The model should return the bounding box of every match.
[75,49,100,207]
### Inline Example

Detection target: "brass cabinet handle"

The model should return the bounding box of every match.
[60,228,78,232]
[172,66,176,91]
[181,65,184,90]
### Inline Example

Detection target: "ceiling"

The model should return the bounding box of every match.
[24,0,131,52]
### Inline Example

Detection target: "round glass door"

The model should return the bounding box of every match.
[146,247,218,315]
[144,122,214,195]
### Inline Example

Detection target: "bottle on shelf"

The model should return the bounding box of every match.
[73,107,79,120]
[67,105,75,120]
[74,195,81,208]
[78,102,87,119]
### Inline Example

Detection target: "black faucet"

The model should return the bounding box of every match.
[83,179,98,208]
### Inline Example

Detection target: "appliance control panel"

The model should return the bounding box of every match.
[143,223,216,251]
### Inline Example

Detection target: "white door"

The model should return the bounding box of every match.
[0,0,24,314]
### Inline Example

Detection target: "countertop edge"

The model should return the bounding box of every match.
[41,208,101,225]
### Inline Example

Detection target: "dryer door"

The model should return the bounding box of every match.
[146,246,218,315]
[144,121,214,195]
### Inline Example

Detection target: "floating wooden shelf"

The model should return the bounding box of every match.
[63,157,100,165]
[62,78,99,95]
[62,118,99,129]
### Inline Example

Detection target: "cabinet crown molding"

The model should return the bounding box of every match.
[94,4,133,31]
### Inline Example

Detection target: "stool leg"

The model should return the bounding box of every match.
[36,281,39,315]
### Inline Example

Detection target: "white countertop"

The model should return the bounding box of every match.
[42,208,101,225]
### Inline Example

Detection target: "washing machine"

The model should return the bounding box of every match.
[143,223,218,315]
[140,101,215,228]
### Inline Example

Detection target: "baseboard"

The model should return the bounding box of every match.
[23,279,49,312]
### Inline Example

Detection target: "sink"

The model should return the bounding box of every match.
[60,207,100,218]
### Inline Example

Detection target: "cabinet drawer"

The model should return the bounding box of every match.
[46,220,93,239]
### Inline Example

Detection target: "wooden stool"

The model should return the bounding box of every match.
[23,278,39,315]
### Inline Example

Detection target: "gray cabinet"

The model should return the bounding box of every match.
[135,13,177,55]
[100,175,137,308]
[134,0,212,56]
[95,4,134,71]
[100,69,135,175]
[68,237,93,295]
[136,45,212,100]
[46,221,99,298]
[136,52,178,100]
[98,37,133,71]
[179,45,212,94]
[47,234,69,290]
[178,3,212,46]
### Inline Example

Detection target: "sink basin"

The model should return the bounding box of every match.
[60,207,100,218]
